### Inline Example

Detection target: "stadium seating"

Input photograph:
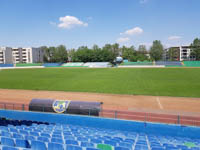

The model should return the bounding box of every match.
[62,63,85,67]
[83,62,111,68]
[0,64,14,67]
[15,63,42,67]
[42,63,62,67]
[121,61,153,66]
[155,61,182,66]
[0,118,200,150]
[183,61,200,67]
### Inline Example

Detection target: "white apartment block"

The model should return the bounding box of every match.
[0,47,44,64]
[164,46,196,61]
[12,47,44,64]
[0,47,13,64]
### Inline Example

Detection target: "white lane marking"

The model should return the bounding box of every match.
[156,96,163,109]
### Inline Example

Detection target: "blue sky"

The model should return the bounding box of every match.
[0,0,200,49]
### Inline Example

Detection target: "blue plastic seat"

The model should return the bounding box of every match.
[90,139,102,144]
[2,146,19,150]
[66,145,82,150]
[9,128,18,133]
[19,130,29,135]
[86,148,100,150]
[37,136,49,142]
[124,139,134,144]
[1,137,15,147]
[190,147,200,150]
[52,134,62,138]
[31,140,47,150]
[113,137,123,141]
[65,140,79,145]
[48,142,64,150]
[15,139,30,148]
[151,147,165,150]
[118,142,133,148]
[25,135,36,141]
[30,131,39,136]
[51,138,64,144]
[115,147,131,150]
[104,140,117,146]
[40,133,51,138]
[64,135,76,140]
[81,142,95,147]
[1,131,12,137]
[77,137,88,142]
[63,131,72,135]
[0,126,9,132]
[13,133,23,139]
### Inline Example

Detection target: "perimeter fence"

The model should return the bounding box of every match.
[0,102,200,127]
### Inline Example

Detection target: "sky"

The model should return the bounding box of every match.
[0,0,200,49]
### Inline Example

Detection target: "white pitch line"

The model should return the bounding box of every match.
[156,96,163,109]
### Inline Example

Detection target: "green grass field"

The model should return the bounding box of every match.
[0,68,200,97]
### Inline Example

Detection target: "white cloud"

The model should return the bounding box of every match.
[168,36,182,41]
[49,21,56,26]
[116,37,130,43]
[121,27,143,36]
[58,16,88,29]
[140,0,148,4]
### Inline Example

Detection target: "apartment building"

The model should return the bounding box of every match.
[12,47,44,64]
[0,47,44,64]
[0,47,13,64]
[164,46,196,61]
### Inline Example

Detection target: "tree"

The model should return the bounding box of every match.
[41,46,56,62]
[168,47,178,61]
[102,44,116,62]
[121,46,135,61]
[191,38,200,60]
[50,45,68,62]
[73,46,93,62]
[40,46,49,62]
[150,40,164,61]
[138,45,147,54]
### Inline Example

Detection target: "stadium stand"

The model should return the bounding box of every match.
[15,64,41,67]
[1,117,200,150]
[62,63,85,67]
[120,61,153,66]
[155,61,182,66]
[183,61,200,67]
[42,63,63,67]
[0,110,200,150]
[0,64,14,67]
[83,62,111,68]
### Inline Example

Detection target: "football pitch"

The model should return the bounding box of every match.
[0,68,200,97]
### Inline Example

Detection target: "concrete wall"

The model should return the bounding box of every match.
[4,47,13,64]
[31,48,44,63]
[0,47,13,64]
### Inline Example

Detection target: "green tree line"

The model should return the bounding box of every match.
[41,38,200,63]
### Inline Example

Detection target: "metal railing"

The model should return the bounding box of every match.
[0,102,200,127]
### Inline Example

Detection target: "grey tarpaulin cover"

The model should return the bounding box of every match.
[29,98,102,116]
